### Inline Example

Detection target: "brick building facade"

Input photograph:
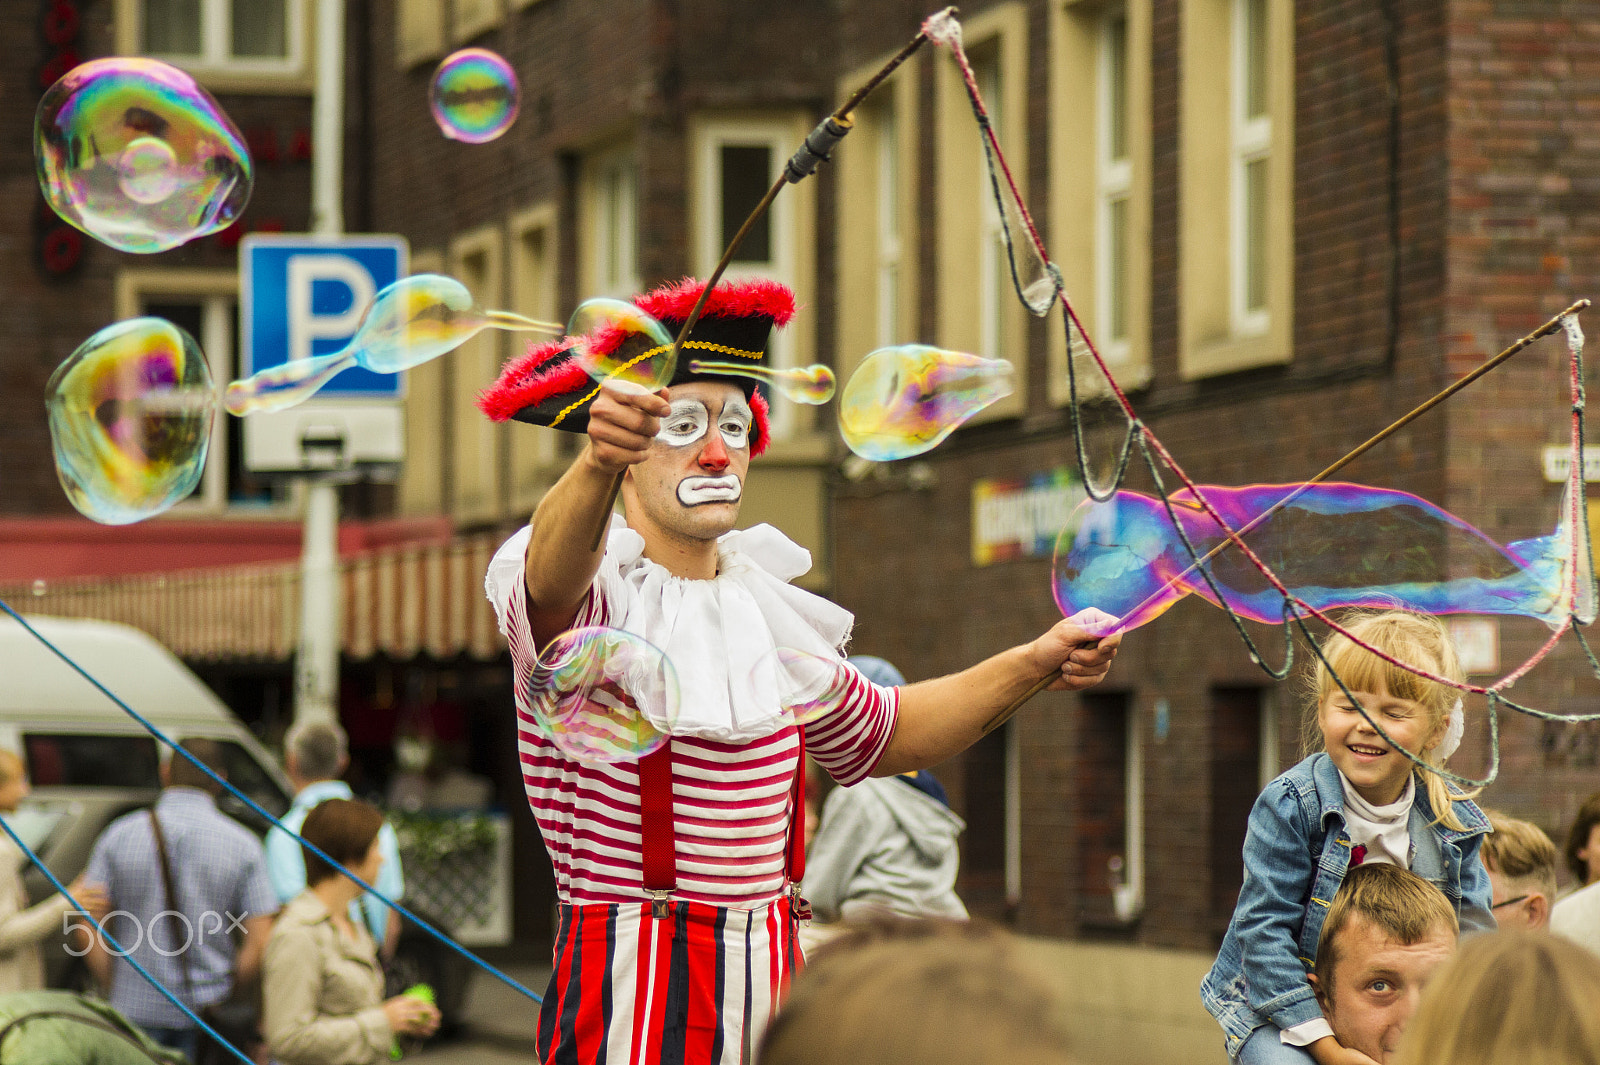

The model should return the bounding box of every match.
[5,2,1600,1002]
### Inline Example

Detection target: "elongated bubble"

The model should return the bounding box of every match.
[35,58,252,253]
[1053,484,1579,636]
[687,360,836,404]
[568,299,676,395]
[838,345,1014,461]
[225,274,560,414]
[46,318,216,524]
[430,48,520,144]
[529,627,677,763]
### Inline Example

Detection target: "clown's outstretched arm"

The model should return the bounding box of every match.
[870,612,1122,776]
[522,386,670,647]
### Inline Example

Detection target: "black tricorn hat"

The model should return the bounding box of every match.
[476,277,795,456]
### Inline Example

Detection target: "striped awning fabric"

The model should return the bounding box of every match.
[0,534,507,663]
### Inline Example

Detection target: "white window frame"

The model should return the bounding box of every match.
[124,0,308,80]
[1096,5,1132,362]
[693,118,801,438]
[1119,702,1146,921]
[1230,0,1271,337]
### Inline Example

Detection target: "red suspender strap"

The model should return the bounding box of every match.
[639,741,676,912]
[786,728,806,884]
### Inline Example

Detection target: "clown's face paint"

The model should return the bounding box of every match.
[625,382,753,546]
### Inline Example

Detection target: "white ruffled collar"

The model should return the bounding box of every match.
[488,515,855,743]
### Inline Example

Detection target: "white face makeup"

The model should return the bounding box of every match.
[678,475,743,507]
[656,395,753,451]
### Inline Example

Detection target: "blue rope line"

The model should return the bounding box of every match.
[0,812,253,1065]
[0,598,544,1009]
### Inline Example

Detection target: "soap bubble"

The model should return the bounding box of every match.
[838,345,1014,461]
[46,317,216,525]
[225,274,560,415]
[687,360,837,405]
[568,299,677,395]
[35,58,252,253]
[528,626,677,763]
[430,48,520,144]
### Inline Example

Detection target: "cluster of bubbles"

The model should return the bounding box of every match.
[1052,484,1581,636]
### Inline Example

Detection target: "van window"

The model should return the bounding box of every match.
[24,735,160,789]
[214,740,291,834]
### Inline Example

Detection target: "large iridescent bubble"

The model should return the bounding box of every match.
[46,318,216,525]
[430,49,520,144]
[1053,484,1579,636]
[225,274,560,415]
[838,345,1014,461]
[528,626,677,763]
[35,58,252,254]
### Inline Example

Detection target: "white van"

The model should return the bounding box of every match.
[0,613,293,982]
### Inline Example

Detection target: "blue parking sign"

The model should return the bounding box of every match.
[241,234,409,399]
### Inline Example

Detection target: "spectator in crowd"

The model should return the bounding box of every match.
[802,656,966,951]
[84,739,278,1063]
[265,721,404,957]
[1478,809,1558,931]
[759,914,1077,1065]
[1392,930,1600,1065]
[263,798,439,1065]
[1562,791,1600,891]
[0,749,107,993]
[0,989,187,1064]
[1307,864,1459,1065]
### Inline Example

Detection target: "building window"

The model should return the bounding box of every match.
[1049,0,1151,400]
[1077,691,1142,928]
[962,721,1011,915]
[691,114,818,443]
[582,145,639,301]
[125,0,305,80]
[399,250,446,516]
[1208,687,1278,936]
[936,2,1028,419]
[508,203,571,507]
[116,272,287,512]
[1178,0,1292,378]
[449,227,506,525]
[1232,0,1270,335]
[834,53,918,397]
[452,0,502,43]
[395,0,446,68]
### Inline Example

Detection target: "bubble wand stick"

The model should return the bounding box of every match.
[586,15,944,549]
[981,298,1592,735]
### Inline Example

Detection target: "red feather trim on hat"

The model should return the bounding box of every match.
[635,277,796,326]
[750,389,772,458]
[476,337,587,423]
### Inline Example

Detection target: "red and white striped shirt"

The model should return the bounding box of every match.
[495,550,898,909]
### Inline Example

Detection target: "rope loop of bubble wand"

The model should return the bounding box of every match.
[931,2,1600,741]
[0,599,548,1010]
[587,16,942,550]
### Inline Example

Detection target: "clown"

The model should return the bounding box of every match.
[478,277,1121,1065]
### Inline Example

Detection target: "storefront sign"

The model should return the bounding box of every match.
[971,468,1082,567]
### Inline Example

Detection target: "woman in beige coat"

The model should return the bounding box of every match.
[0,749,107,993]
[263,798,438,1065]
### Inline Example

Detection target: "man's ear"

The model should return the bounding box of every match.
[1308,971,1329,1011]
[1529,892,1551,927]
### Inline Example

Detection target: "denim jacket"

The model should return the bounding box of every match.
[1199,753,1494,1058]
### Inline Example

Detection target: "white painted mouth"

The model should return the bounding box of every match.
[678,475,742,506]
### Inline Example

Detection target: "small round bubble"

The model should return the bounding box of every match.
[35,58,253,253]
[430,49,521,144]
[568,299,676,394]
[751,647,857,727]
[46,317,216,525]
[529,627,677,763]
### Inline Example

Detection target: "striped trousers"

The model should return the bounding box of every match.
[537,896,800,1065]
